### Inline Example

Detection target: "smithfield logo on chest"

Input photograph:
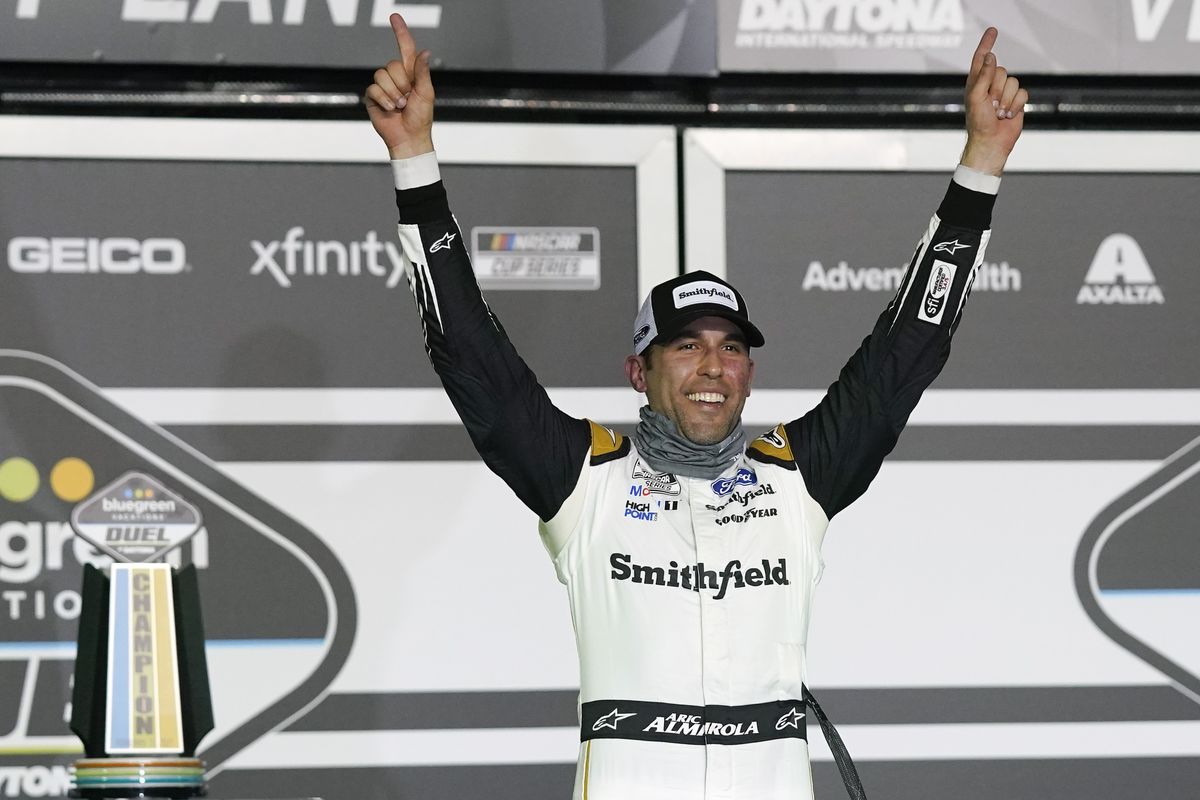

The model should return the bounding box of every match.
[711,467,757,497]
[610,554,789,600]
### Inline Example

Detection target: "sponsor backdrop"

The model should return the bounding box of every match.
[4,0,1200,74]
[2,118,1199,799]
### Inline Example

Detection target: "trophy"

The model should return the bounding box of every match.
[68,472,214,798]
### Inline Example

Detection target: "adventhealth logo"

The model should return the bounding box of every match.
[1077,233,1164,305]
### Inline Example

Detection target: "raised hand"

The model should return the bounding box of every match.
[961,27,1027,176]
[364,13,435,159]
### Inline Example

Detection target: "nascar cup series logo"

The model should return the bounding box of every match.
[470,227,601,290]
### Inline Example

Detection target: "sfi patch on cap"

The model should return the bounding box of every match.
[673,281,739,311]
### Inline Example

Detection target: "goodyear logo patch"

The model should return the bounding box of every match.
[470,227,600,290]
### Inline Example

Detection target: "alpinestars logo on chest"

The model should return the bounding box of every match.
[430,232,457,253]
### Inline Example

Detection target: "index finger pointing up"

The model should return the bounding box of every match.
[968,26,998,86]
[390,13,418,76]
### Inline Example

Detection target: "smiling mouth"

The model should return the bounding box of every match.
[686,392,726,404]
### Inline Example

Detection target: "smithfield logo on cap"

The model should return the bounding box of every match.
[673,281,739,311]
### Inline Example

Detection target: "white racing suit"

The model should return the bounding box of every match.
[393,158,997,799]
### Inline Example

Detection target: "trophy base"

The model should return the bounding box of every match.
[72,757,206,799]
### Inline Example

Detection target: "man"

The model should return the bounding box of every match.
[366,19,1025,800]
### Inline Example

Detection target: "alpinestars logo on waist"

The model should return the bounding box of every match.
[775,707,805,730]
[1077,234,1164,305]
[610,554,789,600]
[592,708,636,731]
[430,232,457,253]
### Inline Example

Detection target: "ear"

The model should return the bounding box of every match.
[625,354,648,393]
[746,356,755,397]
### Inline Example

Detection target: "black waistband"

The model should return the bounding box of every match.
[580,698,807,745]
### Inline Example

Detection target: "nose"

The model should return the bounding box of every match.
[697,347,723,378]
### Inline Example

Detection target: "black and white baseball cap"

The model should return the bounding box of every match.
[632,270,765,356]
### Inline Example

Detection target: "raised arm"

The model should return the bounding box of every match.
[778,28,1025,520]
[366,15,590,522]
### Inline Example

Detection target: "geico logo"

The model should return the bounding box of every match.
[7,237,186,274]
[0,520,209,584]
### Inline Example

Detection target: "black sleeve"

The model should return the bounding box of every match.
[784,179,996,519]
[396,180,591,521]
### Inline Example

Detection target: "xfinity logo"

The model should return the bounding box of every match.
[7,237,187,275]
[736,0,964,49]
[610,554,789,600]
[14,0,442,28]
[1077,233,1164,305]
[251,227,407,288]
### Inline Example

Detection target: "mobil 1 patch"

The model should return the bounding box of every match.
[470,226,600,290]
[917,259,957,325]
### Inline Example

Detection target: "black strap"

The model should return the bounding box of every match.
[803,685,868,800]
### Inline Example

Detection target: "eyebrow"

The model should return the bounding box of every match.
[670,327,748,346]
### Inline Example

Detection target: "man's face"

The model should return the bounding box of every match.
[625,316,755,445]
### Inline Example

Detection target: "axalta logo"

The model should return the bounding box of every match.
[13,1,442,28]
[0,765,71,798]
[1076,234,1164,305]
[736,0,964,49]
[801,260,1021,292]
[7,237,187,275]
[250,227,407,289]
[610,554,789,600]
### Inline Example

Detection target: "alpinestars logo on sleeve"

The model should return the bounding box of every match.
[933,239,971,255]
[775,707,805,730]
[429,232,457,253]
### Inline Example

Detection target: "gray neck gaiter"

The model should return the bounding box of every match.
[633,405,745,480]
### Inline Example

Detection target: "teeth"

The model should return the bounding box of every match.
[687,392,726,403]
